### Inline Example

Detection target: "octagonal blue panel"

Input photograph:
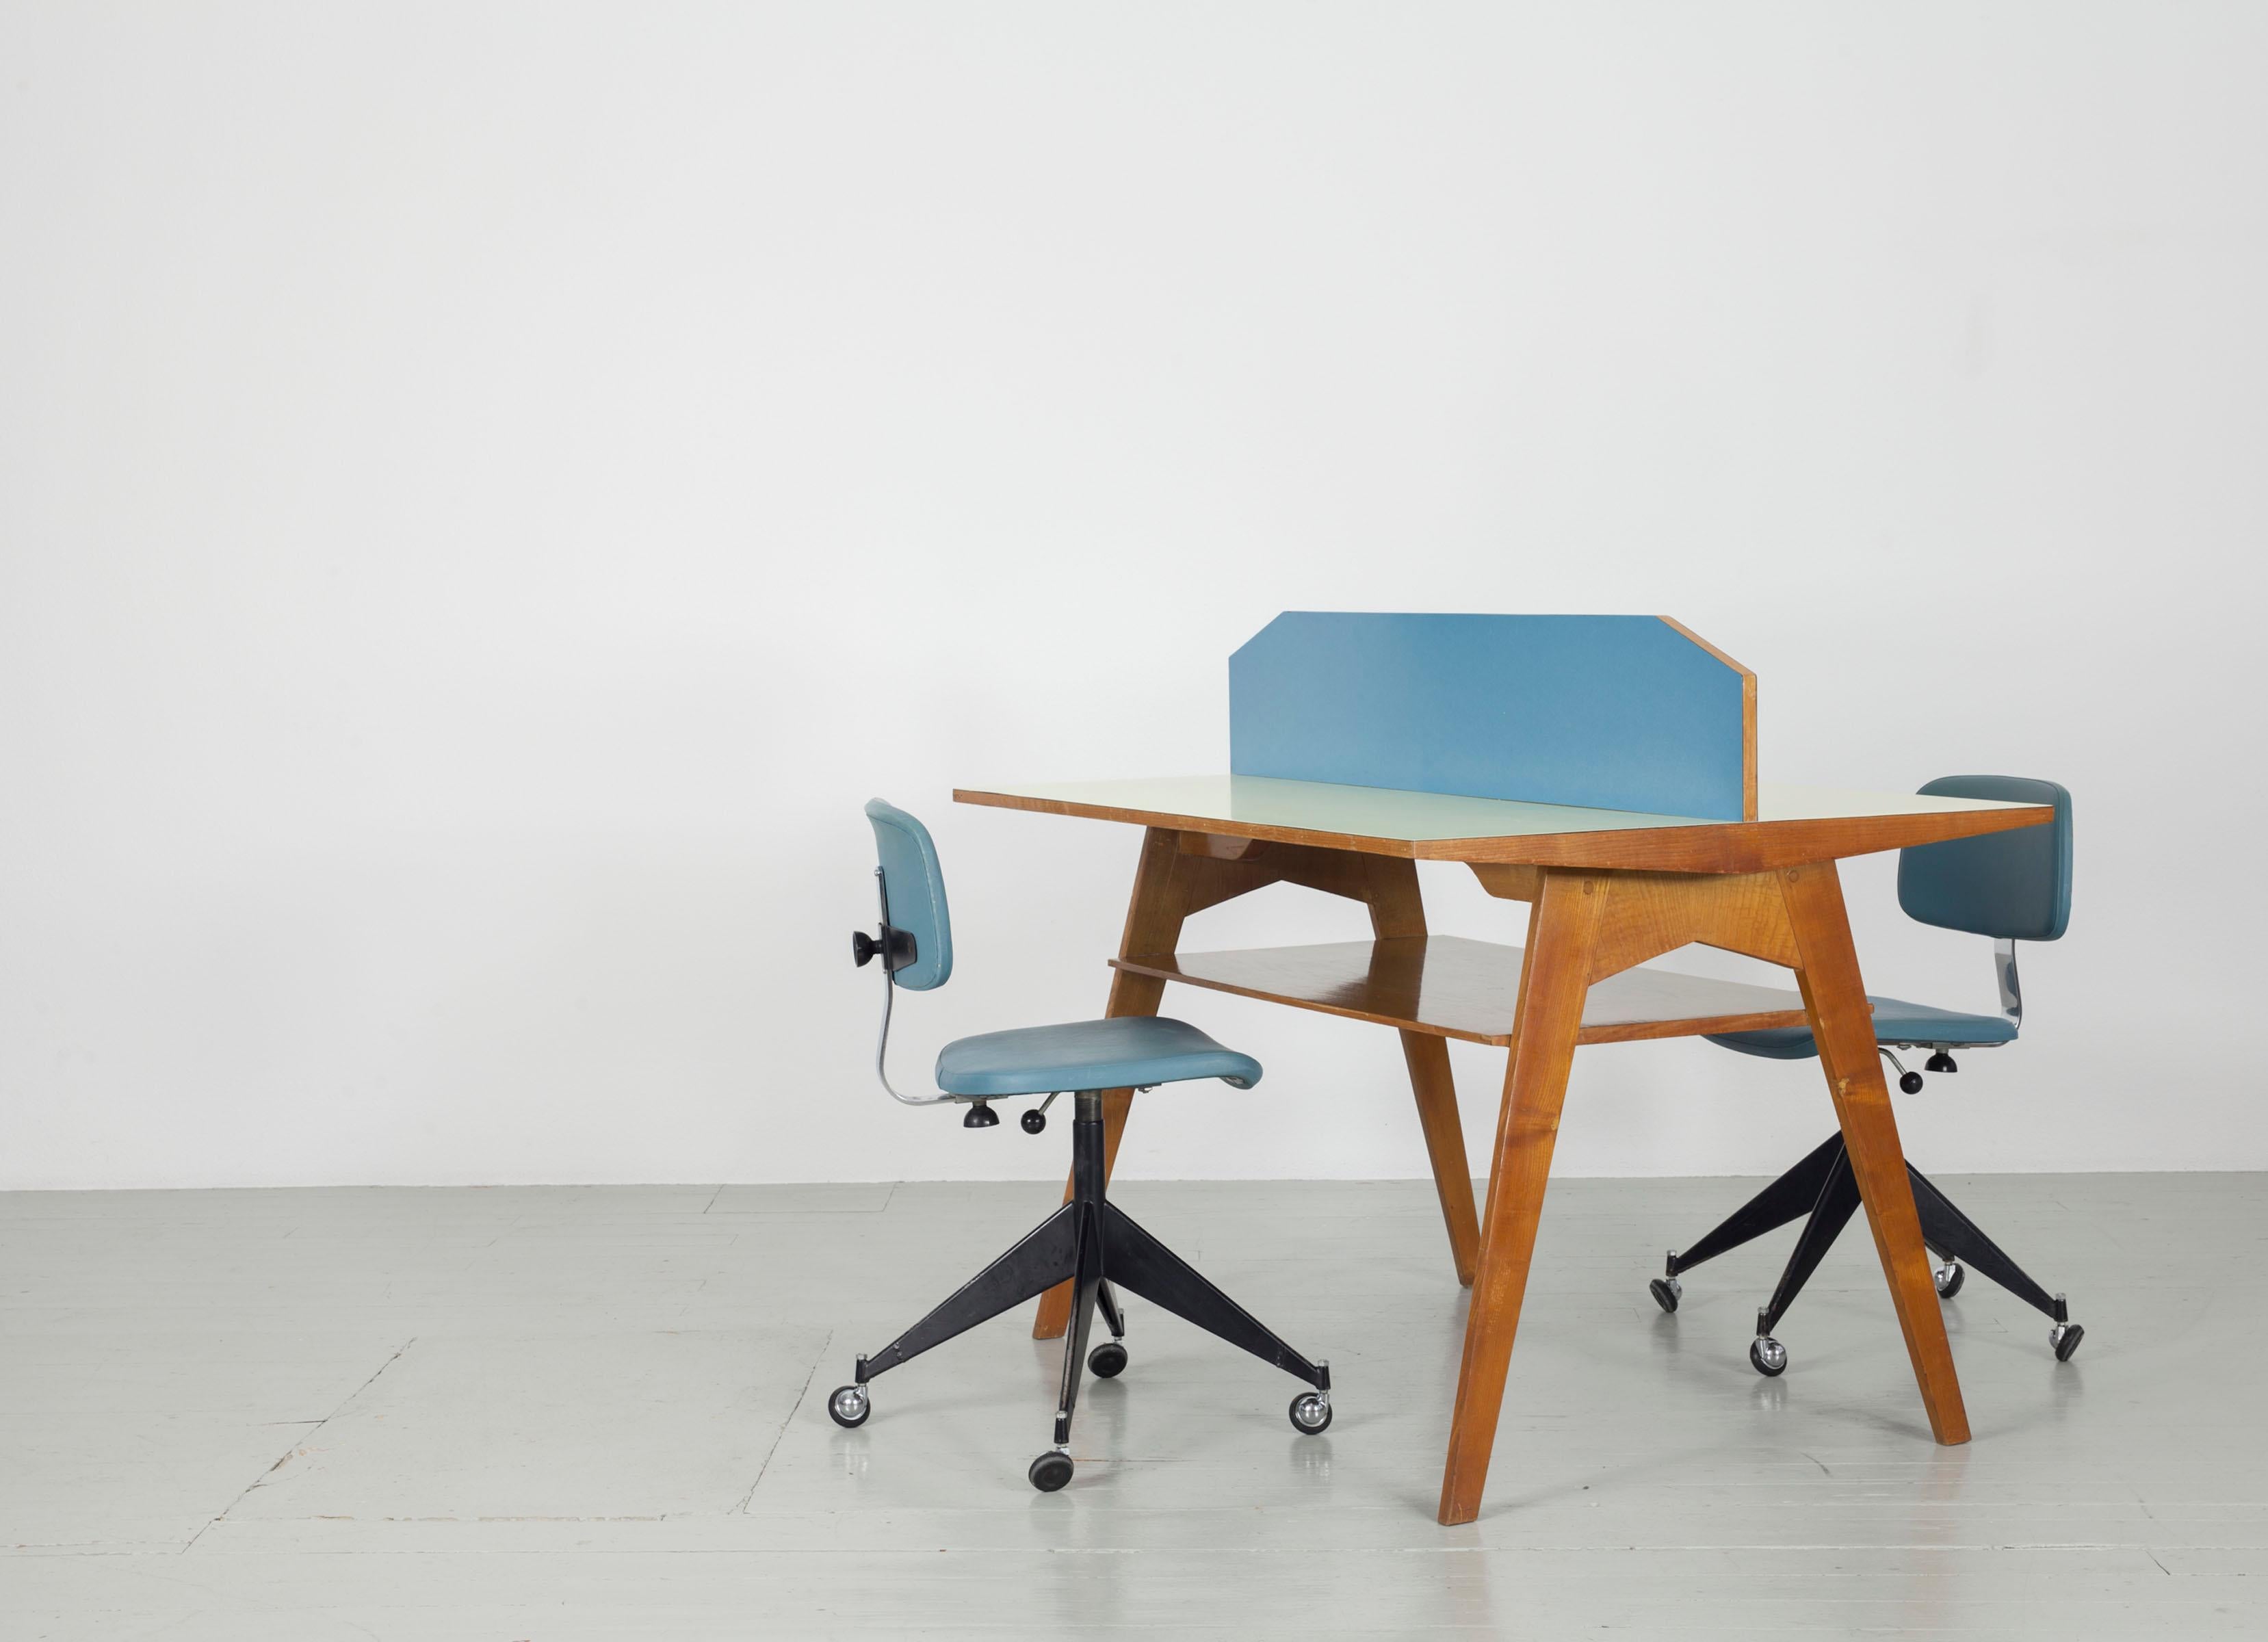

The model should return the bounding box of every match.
[1229,613,1753,821]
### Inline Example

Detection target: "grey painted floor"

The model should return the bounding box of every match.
[3,1173,2263,1639]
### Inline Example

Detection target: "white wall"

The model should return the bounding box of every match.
[3,3,2264,1190]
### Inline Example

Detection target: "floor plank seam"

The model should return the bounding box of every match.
[737,1328,831,1515]
[180,1336,418,1556]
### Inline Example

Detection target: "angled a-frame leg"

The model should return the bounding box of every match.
[1438,870,1605,1525]
[1600,861,1968,1439]
[1440,860,1974,1524]
[1783,862,1970,1446]
[1362,854,1481,1287]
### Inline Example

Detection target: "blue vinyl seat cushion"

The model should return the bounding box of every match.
[935,1017,1262,1098]
[1706,995,2018,1061]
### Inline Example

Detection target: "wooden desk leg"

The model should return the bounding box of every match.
[1782,863,1972,1446]
[1400,1031,1479,1286]
[1361,856,1479,1288]
[1033,829,1186,1340]
[1437,871,1606,1526]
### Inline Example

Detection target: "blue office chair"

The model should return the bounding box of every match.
[1647,777,2083,1378]
[829,800,1333,1492]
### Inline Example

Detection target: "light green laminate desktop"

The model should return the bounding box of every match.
[960,772,2037,854]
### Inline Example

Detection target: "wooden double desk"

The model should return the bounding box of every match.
[952,614,2055,1525]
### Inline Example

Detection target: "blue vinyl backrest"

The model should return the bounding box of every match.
[1229,612,1752,820]
[1896,776,2073,941]
[864,799,953,990]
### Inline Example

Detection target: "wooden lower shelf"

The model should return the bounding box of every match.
[1115,935,1816,1047]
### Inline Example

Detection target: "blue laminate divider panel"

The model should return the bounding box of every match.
[1229,613,1753,820]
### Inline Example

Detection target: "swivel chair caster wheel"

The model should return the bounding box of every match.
[1749,1335,1788,1377]
[1934,1260,1965,1299]
[1649,1276,1682,1314]
[1029,1449,1074,1491]
[1288,1391,1333,1434]
[1088,1340,1128,1378]
[827,1384,870,1428]
[1899,1071,1925,1095]
[2050,1320,2085,1362]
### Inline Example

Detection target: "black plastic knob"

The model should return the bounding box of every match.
[963,1102,999,1128]
[1925,1051,1958,1074]
[1899,1070,1925,1095]
[1020,1108,1047,1134]
[852,925,915,972]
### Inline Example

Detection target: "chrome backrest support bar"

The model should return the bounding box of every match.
[1994,937,2023,1030]
[871,867,952,1108]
